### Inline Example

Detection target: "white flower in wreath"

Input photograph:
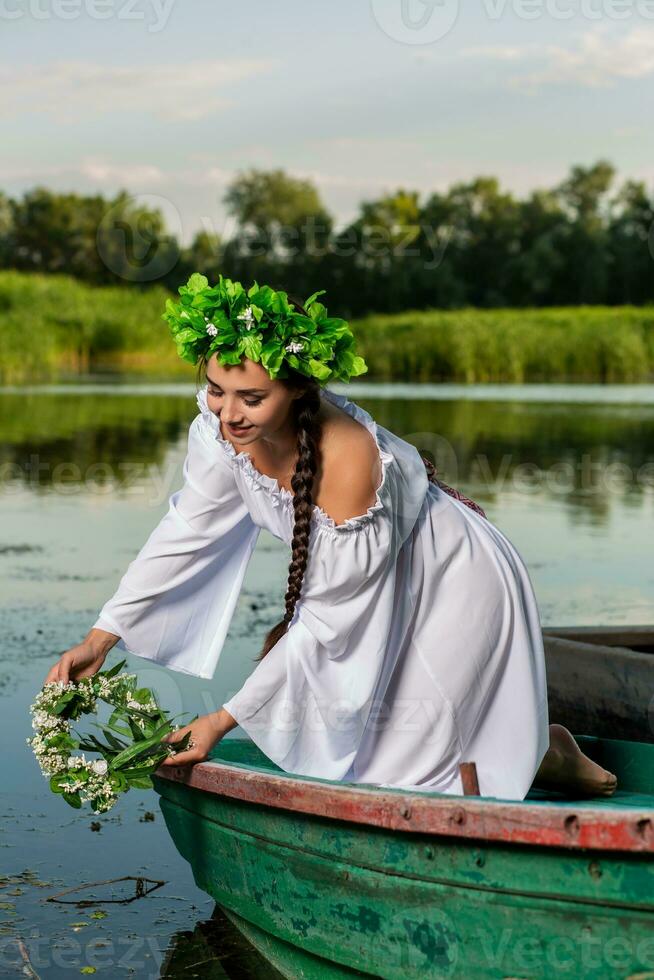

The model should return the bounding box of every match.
[236,305,255,330]
[285,340,304,355]
[206,323,218,337]
[91,759,109,776]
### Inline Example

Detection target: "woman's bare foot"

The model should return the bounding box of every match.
[533,724,618,797]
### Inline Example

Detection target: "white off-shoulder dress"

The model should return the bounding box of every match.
[93,384,549,800]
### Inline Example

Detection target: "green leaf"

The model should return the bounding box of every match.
[62,791,82,809]
[218,349,243,366]
[120,764,158,779]
[101,659,127,680]
[109,720,173,769]
[248,285,276,310]
[101,730,128,752]
[108,772,128,792]
[126,777,154,790]
[186,272,209,295]
[240,333,263,361]
[260,340,284,374]
[103,720,132,740]
[304,289,326,307]
[271,290,291,315]
[308,301,327,322]
[52,692,76,714]
[350,355,368,377]
[289,313,316,333]
[308,358,332,381]
[320,317,351,338]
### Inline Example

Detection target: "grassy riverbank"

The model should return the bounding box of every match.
[2,270,654,384]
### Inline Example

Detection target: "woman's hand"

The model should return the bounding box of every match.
[43,629,119,687]
[159,708,235,767]
[44,642,109,686]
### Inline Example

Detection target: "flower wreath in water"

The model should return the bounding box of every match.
[163,271,368,384]
[27,659,195,814]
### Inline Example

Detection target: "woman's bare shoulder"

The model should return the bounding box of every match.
[314,401,382,525]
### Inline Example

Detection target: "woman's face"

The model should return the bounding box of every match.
[204,355,302,445]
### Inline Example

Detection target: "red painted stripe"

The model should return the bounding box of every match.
[155,760,654,854]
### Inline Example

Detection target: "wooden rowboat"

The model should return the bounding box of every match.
[154,622,654,980]
[542,625,654,744]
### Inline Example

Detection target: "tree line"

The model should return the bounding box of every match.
[1,160,652,317]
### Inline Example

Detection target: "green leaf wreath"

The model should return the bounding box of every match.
[27,659,195,814]
[162,272,368,385]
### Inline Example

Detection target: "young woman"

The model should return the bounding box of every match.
[45,275,616,800]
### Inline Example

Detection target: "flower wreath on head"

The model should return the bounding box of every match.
[27,660,194,814]
[162,272,368,384]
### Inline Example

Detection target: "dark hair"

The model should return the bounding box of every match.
[196,294,323,661]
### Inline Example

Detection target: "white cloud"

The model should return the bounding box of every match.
[463,27,654,89]
[0,159,166,187]
[79,160,166,184]
[0,58,278,123]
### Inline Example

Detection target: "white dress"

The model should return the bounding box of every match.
[93,383,549,800]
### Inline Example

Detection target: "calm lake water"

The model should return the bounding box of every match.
[1,379,653,977]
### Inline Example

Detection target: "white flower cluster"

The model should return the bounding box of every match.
[236,305,255,330]
[26,670,159,815]
[285,340,304,354]
[203,315,218,337]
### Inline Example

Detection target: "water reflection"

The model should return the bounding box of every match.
[161,905,285,978]
[1,385,653,529]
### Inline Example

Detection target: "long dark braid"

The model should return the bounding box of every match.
[257,379,322,660]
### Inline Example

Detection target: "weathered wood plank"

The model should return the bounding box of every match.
[155,756,654,853]
[543,625,654,652]
[544,635,654,743]
[155,776,654,908]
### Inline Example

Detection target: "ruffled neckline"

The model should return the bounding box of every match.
[194,383,393,534]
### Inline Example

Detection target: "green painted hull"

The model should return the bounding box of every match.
[153,736,654,980]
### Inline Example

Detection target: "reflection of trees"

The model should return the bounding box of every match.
[0,393,194,489]
[360,398,654,523]
[0,392,652,524]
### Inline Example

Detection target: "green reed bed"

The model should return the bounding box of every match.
[1,271,653,383]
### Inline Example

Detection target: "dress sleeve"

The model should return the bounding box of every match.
[222,453,428,780]
[92,413,260,679]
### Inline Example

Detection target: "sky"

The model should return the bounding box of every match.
[2,0,654,244]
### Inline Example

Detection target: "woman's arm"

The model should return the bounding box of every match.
[89,415,260,679]
[45,412,259,684]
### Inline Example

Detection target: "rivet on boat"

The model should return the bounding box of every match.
[564,814,580,837]
[451,809,466,826]
[636,818,652,840]
[400,806,412,820]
